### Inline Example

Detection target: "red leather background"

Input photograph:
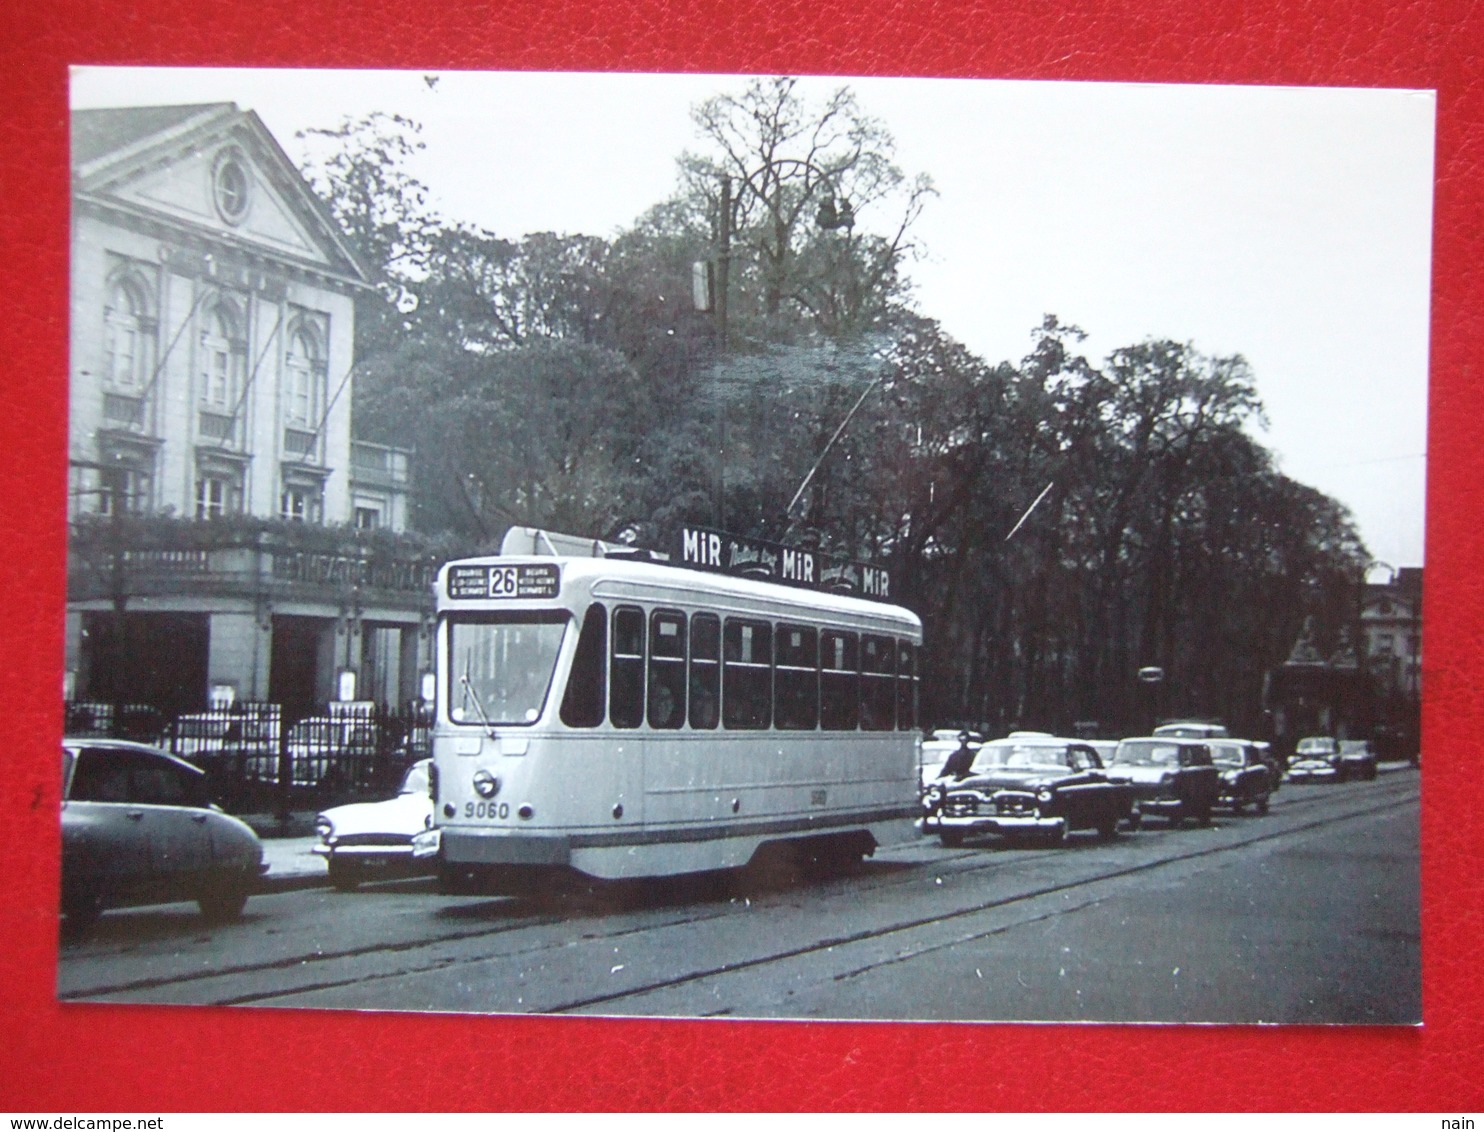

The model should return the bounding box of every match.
[1,0,1477,1112]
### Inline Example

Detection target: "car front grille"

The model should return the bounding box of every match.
[332,833,414,848]
[995,793,1038,816]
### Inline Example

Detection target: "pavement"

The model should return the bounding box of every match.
[242,814,330,891]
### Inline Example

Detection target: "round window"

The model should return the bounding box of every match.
[213,153,250,223]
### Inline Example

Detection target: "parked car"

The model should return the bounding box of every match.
[920,729,981,790]
[60,739,266,931]
[287,714,382,789]
[1338,739,1379,781]
[921,734,1135,847]
[1208,739,1274,814]
[172,710,280,782]
[1287,736,1343,782]
[1105,737,1221,826]
[313,759,435,889]
[1153,720,1230,740]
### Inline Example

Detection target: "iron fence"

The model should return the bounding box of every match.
[64,699,433,813]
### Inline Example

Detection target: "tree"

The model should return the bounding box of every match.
[678,77,935,343]
[294,113,439,357]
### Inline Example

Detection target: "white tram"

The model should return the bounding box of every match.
[425,529,922,890]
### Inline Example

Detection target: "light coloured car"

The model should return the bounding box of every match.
[920,729,981,788]
[313,759,434,889]
[61,739,266,931]
[1288,736,1342,782]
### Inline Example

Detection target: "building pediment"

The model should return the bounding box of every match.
[73,104,371,289]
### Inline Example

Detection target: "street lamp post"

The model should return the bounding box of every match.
[699,159,856,532]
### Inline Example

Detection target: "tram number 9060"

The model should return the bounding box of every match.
[465,801,510,820]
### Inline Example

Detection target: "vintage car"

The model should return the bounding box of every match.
[1338,739,1379,781]
[921,735,1135,847]
[1152,720,1230,740]
[287,713,382,789]
[61,739,266,931]
[1104,737,1221,825]
[1208,739,1274,814]
[313,759,435,889]
[920,729,982,789]
[1287,736,1343,782]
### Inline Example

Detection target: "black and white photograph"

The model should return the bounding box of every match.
[60,67,1429,1024]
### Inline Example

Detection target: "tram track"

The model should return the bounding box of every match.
[541,782,1419,1015]
[59,771,1418,1010]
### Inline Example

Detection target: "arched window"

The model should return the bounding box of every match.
[284,324,323,429]
[199,300,243,410]
[103,276,154,390]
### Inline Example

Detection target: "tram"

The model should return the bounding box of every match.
[423,526,923,890]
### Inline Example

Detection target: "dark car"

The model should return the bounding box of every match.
[1338,739,1379,781]
[1208,739,1274,814]
[1104,737,1221,826]
[921,735,1135,847]
[61,740,266,931]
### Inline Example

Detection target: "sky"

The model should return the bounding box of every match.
[72,68,1435,568]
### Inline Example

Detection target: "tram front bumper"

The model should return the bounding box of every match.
[440,827,573,867]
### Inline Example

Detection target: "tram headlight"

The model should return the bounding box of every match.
[472,769,501,798]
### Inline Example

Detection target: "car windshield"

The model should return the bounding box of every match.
[399,760,430,795]
[971,743,1070,772]
[1297,738,1336,754]
[1113,740,1185,767]
[448,612,568,727]
[1209,744,1246,767]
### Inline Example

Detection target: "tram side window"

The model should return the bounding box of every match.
[648,609,687,729]
[560,603,607,728]
[819,630,859,731]
[860,633,897,731]
[689,613,720,730]
[610,605,646,729]
[774,623,819,730]
[896,639,918,731]
[723,618,772,730]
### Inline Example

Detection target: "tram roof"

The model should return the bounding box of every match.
[437,553,922,632]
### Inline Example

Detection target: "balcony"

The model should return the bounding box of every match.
[102,392,149,433]
[283,427,320,462]
[199,411,238,447]
[66,514,468,608]
[350,441,411,489]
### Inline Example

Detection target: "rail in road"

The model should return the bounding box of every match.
[58,769,1420,1021]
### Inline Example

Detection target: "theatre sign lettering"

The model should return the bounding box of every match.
[675,525,893,602]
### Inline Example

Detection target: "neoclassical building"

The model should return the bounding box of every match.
[67,103,430,720]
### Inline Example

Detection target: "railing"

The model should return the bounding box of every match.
[350,440,411,487]
[283,427,319,461]
[198,411,237,445]
[65,699,434,813]
[67,515,448,600]
[103,393,148,432]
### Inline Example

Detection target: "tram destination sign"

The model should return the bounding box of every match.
[675,525,894,602]
[446,562,561,600]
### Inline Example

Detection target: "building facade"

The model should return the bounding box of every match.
[67,103,431,720]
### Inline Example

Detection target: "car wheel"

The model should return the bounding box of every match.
[328,860,362,892]
[939,830,965,849]
[1194,804,1213,826]
[198,885,249,924]
[1125,810,1143,831]
[1043,820,1069,847]
[1255,794,1270,815]
[1096,816,1119,840]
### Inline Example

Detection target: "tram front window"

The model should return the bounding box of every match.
[448,613,568,726]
